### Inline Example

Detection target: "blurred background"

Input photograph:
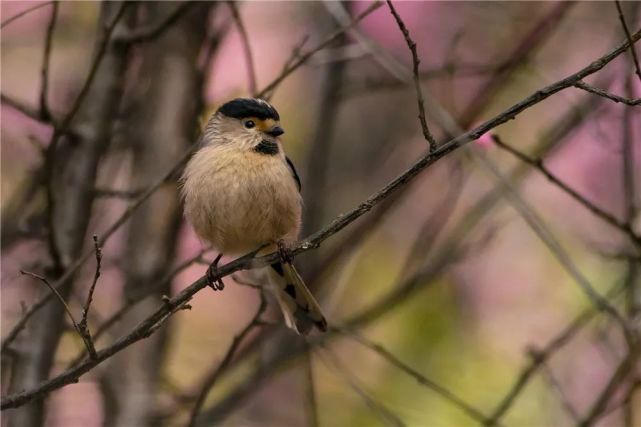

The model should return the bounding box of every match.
[1,1,640,426]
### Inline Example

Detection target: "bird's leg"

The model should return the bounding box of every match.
[276,240,292,265]
[206,253,225,291]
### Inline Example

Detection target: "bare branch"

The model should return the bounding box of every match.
[1,148,192,353]
[485,283,624,425]
[318,347,405,427]
[78,235,102,334]
[539,360,580,421]
[573,81,641,105]
[491,134,641,247]
[19,270,97,359]
[227,1,257,96]
[113,1,196,44]
[578,341,641,426]
[0,1,54,29]
[615,0,641,83]
[338,328,495,425]
[39,0,58,120]
[0,93,55,126]
[2,28,639,410]
[187,291,267,427]
[257,1,383,99]
[386,0,437,151]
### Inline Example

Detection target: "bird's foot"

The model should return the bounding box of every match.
[276,240,292,264]
[206,253,225,291]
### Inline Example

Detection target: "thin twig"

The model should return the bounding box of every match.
[64,248,211,369]
[573,81,641,106]
[20,270,97,359]
[227,1,257,96]
[386,0,437,151]
[318,347,405,427]
[114,1,195,44]
[79,236,102,333]
[2,28,640,411]
[615,0,641,83]
[39,0,58,120]
[304,350,320,427]
[485,283,624,425]
[257,1,383,99]
[0,93,55,126]
[491,134,641,247]
[0,1,54,29]
[187,291,266,427]
[539,359,580,421]
[1,148,193,353]
[338,327,495,425]
[578,340,641,426]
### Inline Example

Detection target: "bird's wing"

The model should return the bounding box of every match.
[285,156,301,192]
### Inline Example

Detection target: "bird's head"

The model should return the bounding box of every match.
[203,98,284,152]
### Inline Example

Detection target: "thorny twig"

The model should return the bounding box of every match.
[386,0,437,151]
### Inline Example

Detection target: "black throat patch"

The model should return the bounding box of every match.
[254,140,279,155]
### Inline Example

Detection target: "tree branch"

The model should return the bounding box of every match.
[386,0,437,151]
[187,291,266,426]
[227,1,257,96]
[39,0,58,120]
[573,81,641,105]
[615,0,641,83]
[491,134,641,246]
[19,270,97,359]
[256,1,383,99]
[0,1,54,29]
[2,26,639,411]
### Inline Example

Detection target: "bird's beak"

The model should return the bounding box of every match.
[266,126,284,137]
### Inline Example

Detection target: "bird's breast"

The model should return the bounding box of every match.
[182,146,302,254]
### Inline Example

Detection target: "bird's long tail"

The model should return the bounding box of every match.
[267,262,327,335]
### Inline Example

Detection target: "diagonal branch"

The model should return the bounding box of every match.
[385,0,437,151]
[614,0,641,83]
[257,1,383,99]
[491,134,641,246]
[573,81,641,105]
[1,28,639,410]
[39,0,58,120]
[338,327,496,425]
[19,270,97,359]
[187,291,267,426]
[0,1,54,29]
[227,1,257,96]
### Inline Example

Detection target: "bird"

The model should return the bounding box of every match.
[180,98,327,335]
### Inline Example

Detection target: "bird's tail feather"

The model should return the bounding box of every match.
[267,262,327,335]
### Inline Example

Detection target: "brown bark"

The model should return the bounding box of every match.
[100,3,210,426]
[6,4,133,426]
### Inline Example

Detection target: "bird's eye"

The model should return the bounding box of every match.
[244,120,255,129]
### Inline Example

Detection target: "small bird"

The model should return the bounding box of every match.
[181,98,327,335]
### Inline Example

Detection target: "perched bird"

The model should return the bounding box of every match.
[181,98,327,335]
